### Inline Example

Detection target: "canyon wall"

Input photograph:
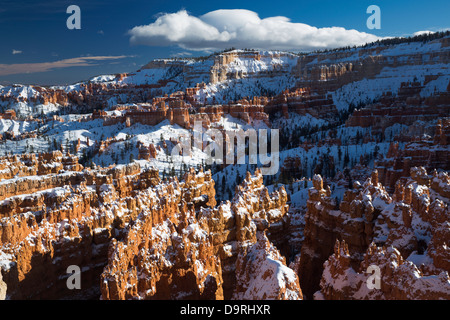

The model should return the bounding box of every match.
[376,118,450,192]
[100,169,302,300]
[296,165,449,299]
[317,167,450,299]
[0,153,160,299]
[0,153,302,300]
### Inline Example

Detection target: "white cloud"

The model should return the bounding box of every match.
[12,49,22,55]
[170,51,193,58]
[128,9,380,51]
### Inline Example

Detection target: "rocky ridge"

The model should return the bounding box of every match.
[295,165,449,299]
[100,169,302,300]
[0,152,302,300]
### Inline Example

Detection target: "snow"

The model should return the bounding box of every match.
[329,36,449,112]
[89,75,117,83]
[407,252,433,266]
[0,251,15,271]
[289,184,311,208]
[233,236,302,300]
[220,203,233,220]
[185,223,208,242]
[272,112,328,130]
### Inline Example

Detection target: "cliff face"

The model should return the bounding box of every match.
[315,167,450,299]
[376,118,450,192]
[295,170,392,298]
[294,36,450,93]
[0,35,449,301]
[0,86,69,107]
[2,35,449,136]
[2,152,444,300]
[0,153,160,299]
[345,81,450,134]
[100,168,223,300]
[0,153,301,300]
[0,81,167,117]
[318,240,450,300]
[233,232,302,300]
[209,51,296,85]
[100,169,302,300]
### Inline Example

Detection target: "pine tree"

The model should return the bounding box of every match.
[338,145,342,163]
[221,175,226,192]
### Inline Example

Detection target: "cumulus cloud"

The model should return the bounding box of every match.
[0,55,129,76]
[128,9,380,51]
[12,49,22,55]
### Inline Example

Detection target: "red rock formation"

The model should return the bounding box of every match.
[100,169,301,300]
[376,118,450,191]
[0,272,6,299]
[0,110,16,120]
[264,88,339,122]
[101,173,223,300]
[315,166,450,299]
[233,232,303,300]
[296,170,393,298]
[346,84,450,134]
[0,155,159,299]
[138,142,157,160]
[0,154,301,300]
[318,240,450,300]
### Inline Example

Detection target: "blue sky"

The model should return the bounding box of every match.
[1,0,448,85]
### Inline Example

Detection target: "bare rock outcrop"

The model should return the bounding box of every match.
[100,168,301,300]
[316,166,450,299]
[318,240,450,300]
[233,232,302,300]
[0,154,160,299]
[295,171,392,298]
[0,151,300,300]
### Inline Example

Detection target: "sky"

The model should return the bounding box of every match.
[1,0,449,86]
